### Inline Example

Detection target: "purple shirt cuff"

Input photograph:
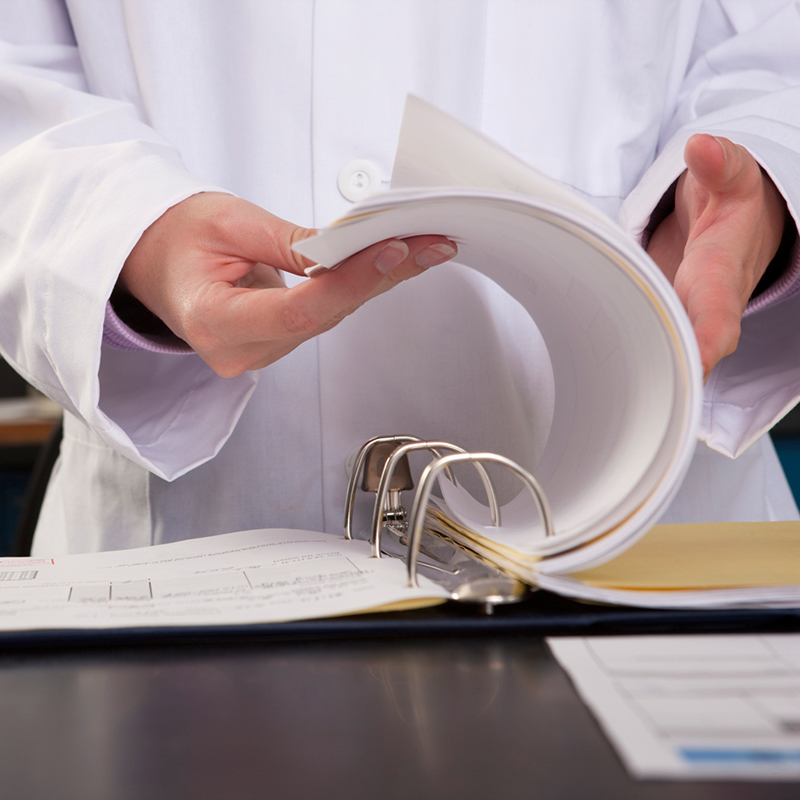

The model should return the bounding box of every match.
[103,301,193,354]
[744,239,800,317]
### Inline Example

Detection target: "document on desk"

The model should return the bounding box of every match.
[548,635,800,780]
[0,529,448,631]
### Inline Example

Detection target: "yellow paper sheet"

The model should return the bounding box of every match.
[568,522,800,590]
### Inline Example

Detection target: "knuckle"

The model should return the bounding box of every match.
[383,262,424,286]
[208,359,246,379]
[286,226,317,273]
[341,273,371,304]
[179,314,210,353]
[180,298,236,368]
[194,334,253,377]
[180,299,218,352]
[323,269,374,309]
[280,298,319,336]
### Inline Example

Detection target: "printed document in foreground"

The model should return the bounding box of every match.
[0,529,447,632]
[548,635,800,780]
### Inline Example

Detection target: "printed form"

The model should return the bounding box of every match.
[548,635,800,780]
[0,529,447,631]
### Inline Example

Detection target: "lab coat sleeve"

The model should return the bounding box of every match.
[0,2,257,481]
[619,0,800,458]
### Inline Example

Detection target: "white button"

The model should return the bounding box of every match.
[338,159,383,202]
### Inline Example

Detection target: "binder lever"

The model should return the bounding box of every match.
[369,441,500,559]
[344,435,423,542]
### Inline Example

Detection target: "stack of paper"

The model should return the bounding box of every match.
[295,97,704,585]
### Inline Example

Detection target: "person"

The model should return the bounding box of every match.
[1,0,799,555]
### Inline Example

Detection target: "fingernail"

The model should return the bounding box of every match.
[713,136,728,163]
[415,243,457,268]
[374,240,409,274]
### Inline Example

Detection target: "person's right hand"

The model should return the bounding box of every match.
[119,192,457,377]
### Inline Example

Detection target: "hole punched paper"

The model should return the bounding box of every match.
[0,96,798,636]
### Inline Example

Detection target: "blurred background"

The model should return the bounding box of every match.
[771,410,800,507]
[0,356,62,555]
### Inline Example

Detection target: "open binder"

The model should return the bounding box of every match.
[0,438,797,640]
[0,97,798,640]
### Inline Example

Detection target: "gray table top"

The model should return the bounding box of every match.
[0,635,798,800]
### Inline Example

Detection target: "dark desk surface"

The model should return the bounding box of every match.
[0,634,798,800]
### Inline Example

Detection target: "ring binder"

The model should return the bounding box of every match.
[369,440,501,558]
[405,451,554,588]
[0,431,795,634]
[344,435,425,543]
[344,436,554,611]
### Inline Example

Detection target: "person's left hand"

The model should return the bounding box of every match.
[646,133,788,379]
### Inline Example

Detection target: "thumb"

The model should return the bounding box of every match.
[198,195,318,277]
[683,134,751,196]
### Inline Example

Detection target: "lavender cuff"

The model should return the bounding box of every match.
[745,238,800,316]
[103,301,193,354]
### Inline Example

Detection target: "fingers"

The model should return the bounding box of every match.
[648,136,789,378]
[123,192,460,376]
[193,234,458,375]
[122,192,462,377]
[694,311,740,381]
[672,243,743,379]
[121,193,318,314]
[190,193,319,278]
[245,234,456,338]
[684,134,742,194]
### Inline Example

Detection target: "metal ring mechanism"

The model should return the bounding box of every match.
[405,452,555,589]
[343,435,502,558]
[369,441,500,558]
[343,437,556,612]
[344,435,423,542]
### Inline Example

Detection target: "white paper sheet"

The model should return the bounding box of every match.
[548,635,800,780]
[0,529,448,631]
[294,96,703,571]
[537,572,800,609]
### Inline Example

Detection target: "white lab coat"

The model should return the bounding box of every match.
[0,0,798,554]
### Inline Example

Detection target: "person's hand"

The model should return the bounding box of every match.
[119,193,457,377]
[646,134,788,379]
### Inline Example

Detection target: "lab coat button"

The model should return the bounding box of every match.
[338,159,382,202]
